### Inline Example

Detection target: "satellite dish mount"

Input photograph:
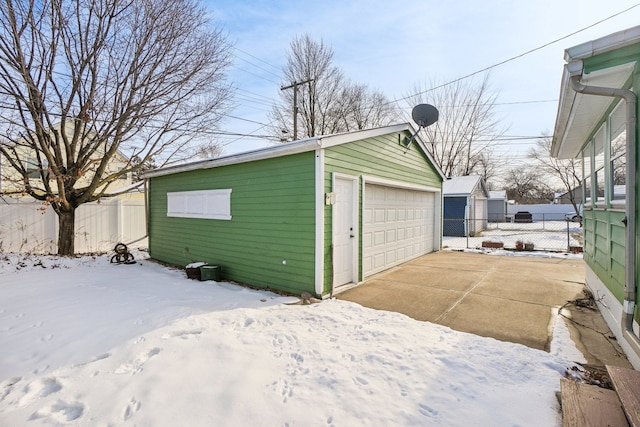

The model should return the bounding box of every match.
[401,104,439,148]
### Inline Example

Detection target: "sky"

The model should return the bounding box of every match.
[205,0,640,167]
[0,249,587,425]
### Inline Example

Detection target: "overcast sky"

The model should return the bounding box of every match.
[206,0,639,166]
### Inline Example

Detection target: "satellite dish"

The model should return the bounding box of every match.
[400,104,439,148]
[412,104,439,128]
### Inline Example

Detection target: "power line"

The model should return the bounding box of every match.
[233,47,281,73]
[233,67,281,85]
[234,55,282,81]
[220,113,271,127]
[235,87,276,102]
[492,99,558,106]
[392,3,640,104]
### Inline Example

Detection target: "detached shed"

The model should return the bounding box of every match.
[144,124,444,297]
[443,175,489,237]
[488,190,507,222]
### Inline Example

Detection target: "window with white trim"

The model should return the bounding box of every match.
[593,125,605,204]
[25,157,48,179]
[582,146,592,206]
[610,100,626,204]
[167,189,232,220]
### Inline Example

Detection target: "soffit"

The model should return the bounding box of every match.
[552,61,635,159]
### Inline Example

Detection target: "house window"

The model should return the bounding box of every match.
[593,125,605,204]
[582,146,592,206]
[167,189,232,220]
[610,100,626,203]
[117,167,128,180]
[25,157,48,179]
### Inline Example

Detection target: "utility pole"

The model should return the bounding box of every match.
[280,79,313,141]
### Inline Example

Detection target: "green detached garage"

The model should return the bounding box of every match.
[144,124,444,298]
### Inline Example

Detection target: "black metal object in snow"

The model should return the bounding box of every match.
[110,243,135,264]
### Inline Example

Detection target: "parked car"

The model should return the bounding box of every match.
[564,212,582,222]
[514,211,533,223]
[564,204,583,222]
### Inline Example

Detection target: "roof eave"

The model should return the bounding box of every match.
[552,25,640,159]
[564,25,640,61]
[144,123,447,181]
[143,137,321,178]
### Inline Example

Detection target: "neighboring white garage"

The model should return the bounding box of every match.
[443,175,489,237]
[362,182,440,277]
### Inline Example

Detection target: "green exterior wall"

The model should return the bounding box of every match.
[579,43,640,312]
[148,152,317,295]
[148,130,443,297]
[582,208,627,302]
[322,131,443,294]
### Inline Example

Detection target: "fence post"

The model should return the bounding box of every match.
[117,198,124,243]
[466,218,470,249]
[46,205,57,254]
[566,219,571,252]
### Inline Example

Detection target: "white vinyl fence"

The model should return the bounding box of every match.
[0,197,147,254]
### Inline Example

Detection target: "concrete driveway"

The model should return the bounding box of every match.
[338,251,587,352]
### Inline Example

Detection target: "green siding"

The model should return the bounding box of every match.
[583,43,640,75]
[583,208,626,302]
[579,43,640,318]
[148,152,317,295]
[321,132,443,293]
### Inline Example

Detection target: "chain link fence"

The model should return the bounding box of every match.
[443,213,583,253]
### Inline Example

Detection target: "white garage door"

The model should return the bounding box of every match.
[363,184,436,277]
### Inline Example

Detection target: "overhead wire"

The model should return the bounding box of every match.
[391,2,640,105]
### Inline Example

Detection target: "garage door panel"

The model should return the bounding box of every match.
[386,229,396,243]
[397,228,405,240]
[396,247,406,260]
[373,230,385,246]
[362,231,372,249]
[363,184,436,277]
[373,253,385,269]
[374,208,385,223]
[387,209,396,221]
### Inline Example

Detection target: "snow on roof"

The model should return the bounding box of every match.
[488,190,506,200]
[443,175,487,196]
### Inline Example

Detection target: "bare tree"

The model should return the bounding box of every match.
[404,74,507,181]
[334,83,398,131]
[530,134,582,215]
[0,0,232,255]
[504,167,554,204]
[473,150,502,188]
[271,34,397,141]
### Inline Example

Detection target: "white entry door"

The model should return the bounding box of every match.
[333,176,358,286]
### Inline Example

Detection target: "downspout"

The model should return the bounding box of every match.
[569,68,640,357]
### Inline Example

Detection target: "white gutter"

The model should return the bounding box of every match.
[567,61,640,358]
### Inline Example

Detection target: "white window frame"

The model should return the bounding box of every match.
[167,189,232,220]
[609,99,627,207]
[593,124,606,207]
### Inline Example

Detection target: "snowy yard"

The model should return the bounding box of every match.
[444,221,583,252]
[0,250,586,426]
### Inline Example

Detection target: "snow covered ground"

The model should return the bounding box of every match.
[0,249,587,426]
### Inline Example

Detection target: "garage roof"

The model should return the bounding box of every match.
[443,175,489,197]
[144,123,445,179]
